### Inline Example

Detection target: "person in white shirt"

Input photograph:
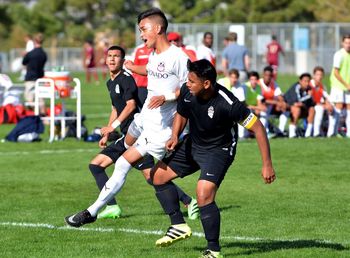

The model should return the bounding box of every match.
[197,32,216,67]
[65,8,194,228]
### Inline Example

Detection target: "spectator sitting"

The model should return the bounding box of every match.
[258,66,288,136]
[284,73,315,138]
[310,66,333,137]
[245,71,267,123]
[218,69,246,138]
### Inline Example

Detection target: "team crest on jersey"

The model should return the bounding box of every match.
[157,62,165,72]
[115,84,120,94]
[208,106,214,119]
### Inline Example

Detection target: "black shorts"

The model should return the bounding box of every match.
[100,136,154,171]
[163,136,236,187]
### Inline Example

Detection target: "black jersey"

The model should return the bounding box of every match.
[22,47,47,81]
[177,83,251,149]
[106,69,140,134]
[284,83,315,107]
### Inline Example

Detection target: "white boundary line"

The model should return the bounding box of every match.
[0,148,96,156]
[0,221,342,245]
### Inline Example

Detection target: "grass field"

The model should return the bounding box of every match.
[0,73,349,258]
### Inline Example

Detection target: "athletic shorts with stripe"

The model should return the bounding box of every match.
[100,135,154,171]
[162,135,236,187]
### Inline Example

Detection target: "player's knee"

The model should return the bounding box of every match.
[196,195,214,207]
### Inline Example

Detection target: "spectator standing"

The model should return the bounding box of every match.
[83,40,99,84]
[22,33,47,113]
[328,34,350,138]
[20,34,35,81]
[222,32,250,83]
[266,35,284,79]
[197,32,216,66]
[167,32,197,62]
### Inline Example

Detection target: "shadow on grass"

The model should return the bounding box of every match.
[219,239,349,256]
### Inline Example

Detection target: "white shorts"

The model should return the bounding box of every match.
[127,112,171,161]
[329,87,350,104]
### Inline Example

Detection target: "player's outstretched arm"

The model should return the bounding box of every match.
[248,119,276,184]
[166,113,187,151]
[124,60,147,76]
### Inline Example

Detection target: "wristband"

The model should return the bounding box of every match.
[111,119,121,129]
[164,92,176,101]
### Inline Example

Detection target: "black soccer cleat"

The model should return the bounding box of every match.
[65,209,97,228]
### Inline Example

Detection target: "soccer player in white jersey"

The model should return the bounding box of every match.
[65,8,194,227]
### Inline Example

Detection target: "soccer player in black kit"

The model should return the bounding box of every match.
[151,59,276,258]
[66,45,196,225]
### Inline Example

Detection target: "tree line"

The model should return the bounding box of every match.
[0,0,348,51]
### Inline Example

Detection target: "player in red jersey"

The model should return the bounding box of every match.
[131,44,154,104]
[266,35,284,79]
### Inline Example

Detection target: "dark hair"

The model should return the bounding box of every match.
[187,59,216,85]
[138,8,168,32]
[343,34,350,41]
[203,32,213,39]
[299,73,311,80]
[263,66,274,73]
[107,45,125,59]
[228,68,239,78]
[272,35,277,40]
[313,66,324,74]
[248,71,260,79]
[229,32,237,41]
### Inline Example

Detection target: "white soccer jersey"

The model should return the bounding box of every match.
[134,45,189,158]
[197,44,216,64]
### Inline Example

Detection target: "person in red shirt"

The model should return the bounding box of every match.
[83,40,99,84]
[167,32,197,62]
[131,44,153,104]
[266,35,284,79]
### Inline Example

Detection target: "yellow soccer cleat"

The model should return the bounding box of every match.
[199,249,224,258]
[156,223,192,247]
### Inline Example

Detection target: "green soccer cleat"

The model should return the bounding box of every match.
[187,198,199,220]
[156,223,192,247]
[199,249,223,258]
[97,204,122,219]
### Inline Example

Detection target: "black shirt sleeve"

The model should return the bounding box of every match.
[284,84,298,106]
[22,52,29,65]
[121,75,138,102]
[229,96,252,123]
[176,84,190,118]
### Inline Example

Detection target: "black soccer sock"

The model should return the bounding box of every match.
[154,182,185,225]
[89,164,117,206]
[199,202,221,252]
[174,185,192,205]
